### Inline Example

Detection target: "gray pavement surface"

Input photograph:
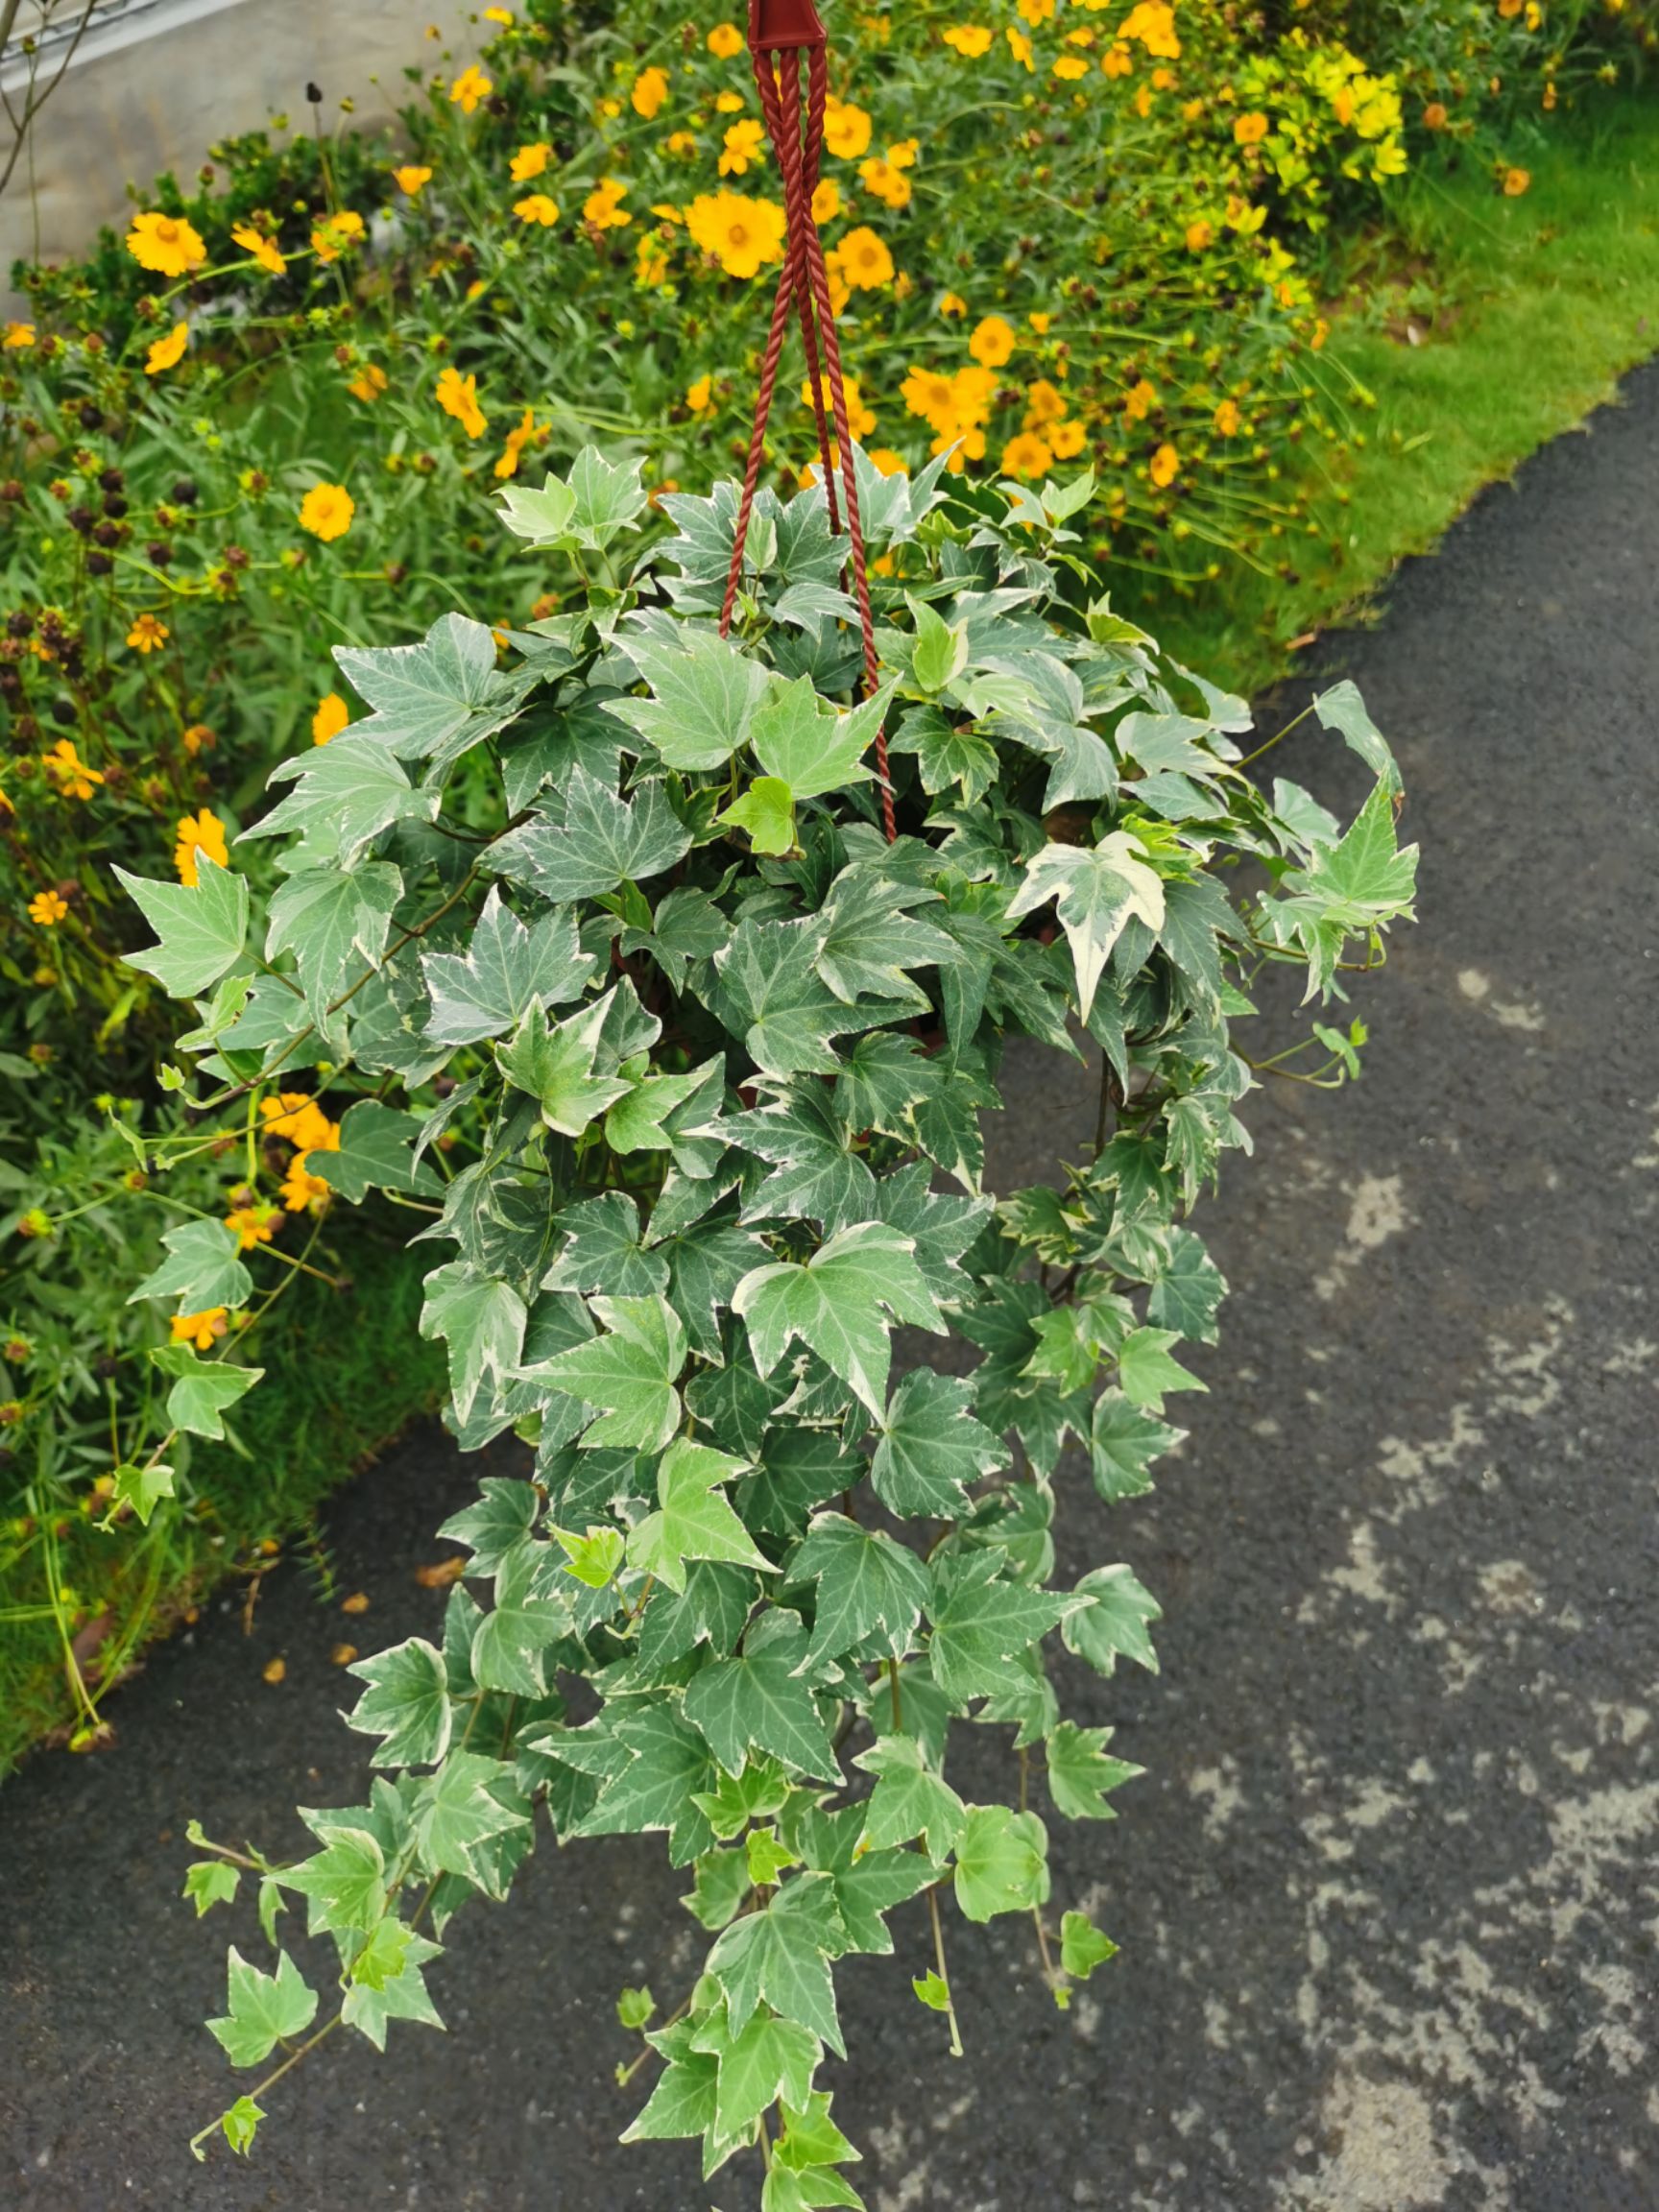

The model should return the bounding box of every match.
[4,361,1659,2212]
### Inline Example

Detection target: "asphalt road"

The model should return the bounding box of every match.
[5,361,1658,2212]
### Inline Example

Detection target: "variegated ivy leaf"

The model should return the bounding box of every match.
[610,617,772,773]
[264,861,403,1023]
[489,764,692,903]
[733,1221,945,1419]
[626,1438,769,1593]
[114,855,248,998]
[242,734,440,867]
[536,1293,685,1453]
[333,612,539,770]
[1004,833,1166,1020]
[421,886,596,1046]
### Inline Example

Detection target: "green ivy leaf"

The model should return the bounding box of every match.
[926,1550,1073,1705]
[281,1824,388,1935]
[788,1514,930,1671]
[148,1345,262,1439]
[244,734,440,866]
[611,619,772,772]
[1088,1389,1181,1502]
[713,916,887,1080]
[749,673,886,797]
[539,1293,685,1452]
[114,854,249,998]
[264,861,403,1023]
[219,2095,265,2158]
[734,1221,943,1419]
[1116,1326,1207,1412]
[345,1636,453,1767]
[854,1734,966,1860]
[1314,678,1402,795]
[340,1923,445,2051]
[721,774,798,855]
[421,887,597,1046]
[182,1861,240,1916]
[207,1947,319,2068]
[497,997,637,1139]
[685,1617,840,1779]
[490,765,691,903]
[1004,833,1166,1018]
[1062,1563,1162,1678]
[313,1101,442,1202]
[1045,1719,1141,1821]
[128,1218,252,1313]
[419,1262,528,1424]
[333,612,536,768]
[1060,1909,1118,1982]
[708,1871,848,2054]
[628,1437,770,1593]
[951,1804,1049,1922]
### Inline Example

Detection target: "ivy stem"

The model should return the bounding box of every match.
[187,2012,343,2160]
[886,1655,902,1732]
[926,1885,965,2059]
[1030,1907,1059,1995]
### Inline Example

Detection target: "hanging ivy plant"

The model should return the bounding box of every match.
[121,444,1416,2189]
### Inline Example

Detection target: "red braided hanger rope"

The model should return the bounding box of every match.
[717,0,896,843]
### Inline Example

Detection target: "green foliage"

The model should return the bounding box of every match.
[136,444,1414,2176]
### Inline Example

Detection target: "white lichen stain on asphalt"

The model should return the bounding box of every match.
[1189,1757,1245,1841]
[1455,968,1547,1032]
[1313,1173,1408,1302]
[1285,2071,1460,2210]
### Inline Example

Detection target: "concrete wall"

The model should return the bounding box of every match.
[2,0,484,315]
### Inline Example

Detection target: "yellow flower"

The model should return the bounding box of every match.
[1023,378,1067,426]
[1000,431,1052,479]
[1122,376,1157,421]
[43,738,103,799]
[858,156,912,208]
[666,131,699,156]
[939,291,968,317]
[1049,420,1086,458]
[171,1307,228,1351]
[685,374,713,414]
[716,90,746,113]
[349,363,389,402]
[28,888,68,926]
[811,180,842,225]
[708,19,743,56]
[1028,310,1052,333]
[484,6,514,21]
[836,225,894,291]
[125,209,206,278]
[281,1158,333,1213]
[887,139,919,170]
[635,231,670,286]
[902,364,960,430]
[126,613,170,654]
[1149,441,1179,488]
[182,723,213,756]
[969,314,1015,368]
[583,177,633,229]
[1119,0,1180,56]
[632,66,669,119]
[394,164,433,196]
[720,118,766,176]
[1006,27,1035,69]
[1054,55,1089,80]
[803,371,877,441]
[823,96,873,159]
[1020,0,1056,21]
[258,1094,339,1154]
[174,807,228,887]
[1234,111,1269,146]
[226,1204,279,1252]
[449,64,493,113]
[868,449,910,477]
[1185,218,1214,252]
[231,222,286,276]
[514,192,560,225]
[144,322,189,375]
[1213,397,1241,436]
[494,404,549,479]
[436,366,488,437]
[299,482,354,541]
[2,321,35,349]
[510,141,550,182]
[311,210,366,262]
[312,693,350,744]
[943,25,994,56]
[1102,43,1133,77]
[1502,166,1530,196]
[685,191,786,278]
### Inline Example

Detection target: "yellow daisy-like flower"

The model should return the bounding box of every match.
[939,291,968,318]
[666,131,699,156]
[126,613,170,654]
[969,314,1015,368]
[449,64,493,113]
[720,118,766,176]
[1019,0,1056,21]
[1213,397,1241,436]
[312,693,350,744]
[1119,0,1180,56]
[1023,377,1067,426]
[182,723,213,756]
[1234,111,1269,146]
[280,1158,334,1214]
[1000,431,1053,479]
[510,141,550,182]
[125,209,206,278]
[1028,310,1052,333]
[1149,441,1179,488]
[1185,218,1214,252]
[1006,26,1035,69]
[1049,420,1087,458]
[708,20,743,56]
[632,66,669,119]
[1502,166,1530,196]
[685,374,713,413]
[258,1094,338,1153]
[394,164,433,196]
[436,366,488,437]
[823,96,873,159]
[858,156,911,209]
[1054,55,1089,80]
[311,210,366,263]
[299,482,354,541]
[715,90,746,113]
[174,807,228,888]
[171,1307,228,1351]
[1102,43,1133,78]
[42,737,104,799]
[494,403,549,480]
[583,177,633,230]
[144,322,189,376]
[28,888,68,926]
[226,1204,279,1253]
[684,191,786,279]
[514,192,560,226]
[231,222,286,276]
[943,25,994,57]
[887,138,919,170]
[349,363,389,402]
[835,225,894,291]
[1122,376,1157,421]
[4,320,37,348]
[802,372,877,442]
[811,180,842,225]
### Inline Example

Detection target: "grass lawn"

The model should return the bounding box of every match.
[1147,87,1659,690]
[3,90,1656,1773]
